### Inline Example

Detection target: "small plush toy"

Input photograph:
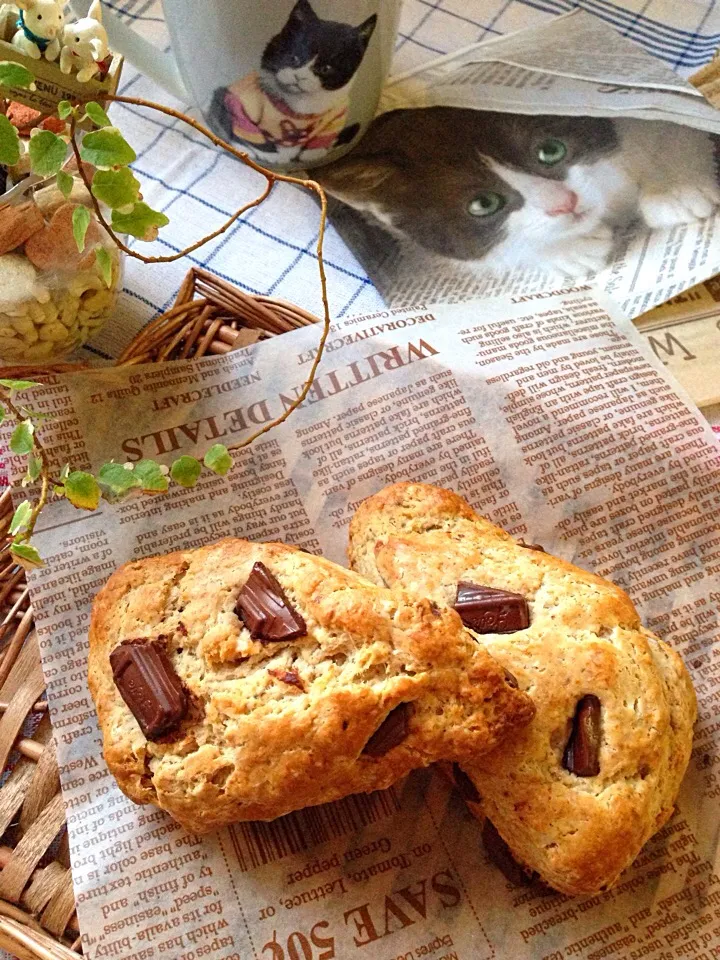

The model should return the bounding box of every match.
[6,0,68,61]
[60,0,108,82]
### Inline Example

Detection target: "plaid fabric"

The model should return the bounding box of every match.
[99,0,720,360]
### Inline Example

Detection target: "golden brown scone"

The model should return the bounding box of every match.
[88,538,534,833]
[348,482,696,895]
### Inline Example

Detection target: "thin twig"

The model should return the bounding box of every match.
[69,112,275,263]
[228,185,331,450]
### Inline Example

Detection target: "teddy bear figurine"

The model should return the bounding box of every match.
[3,0,68,61]
[60,0,108,82]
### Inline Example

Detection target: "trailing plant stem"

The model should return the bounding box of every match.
[2,392,50,541]
[3,87,334,555]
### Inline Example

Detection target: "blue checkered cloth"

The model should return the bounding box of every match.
[98,0,720,356]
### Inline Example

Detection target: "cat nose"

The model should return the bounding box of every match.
[546,189,578,217]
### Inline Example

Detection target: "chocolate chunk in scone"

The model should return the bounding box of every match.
[454,582,530,633]
[267,667,305,691]
[110,639,187,740]
[236,561,307,642]
[563,695,602,777]
[362,702,411,757]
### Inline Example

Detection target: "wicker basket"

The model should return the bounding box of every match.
[0,267,319,959]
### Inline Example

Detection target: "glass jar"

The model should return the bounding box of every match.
[0,177,123,363]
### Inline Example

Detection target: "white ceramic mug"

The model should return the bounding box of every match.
[71,0,401,169]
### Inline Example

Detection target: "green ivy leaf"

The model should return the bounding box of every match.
[0,114,21,167]
[72,205,92,253]
[0,61,35,90]
[0,378,40,390]
[64,471,101,510]
[171,456,202,488]
[24,452,42,484]
[0,404,4,425]
[57,100,73,120]
[204,444,232,476]
[56,169,73,199]
[97,462,140,499]
[133,459,169,493]
[28,130,68,177]
[10,542,43,570]
[111,202,169,242]
[9,500,32,536]
[80,127,136,169]
[95,246,113,288]
[84,101,111,128]
[10,420,34,456]
[91,167,140,211]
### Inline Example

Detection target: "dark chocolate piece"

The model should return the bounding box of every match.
[520,540,546,553]
[110,640,188,740]
[563,695,602,777]
[268,667,305,691]
[454,582,530,634]
[362,702,411,757]
[452,762,481,804]
[235,562,307,643]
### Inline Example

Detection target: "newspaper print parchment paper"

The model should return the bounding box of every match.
[4,286,719,960]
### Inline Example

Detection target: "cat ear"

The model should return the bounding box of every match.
[357,14,377,47]
[290,0,317,24]
[317,155,397,206]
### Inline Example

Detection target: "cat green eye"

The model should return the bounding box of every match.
[537,138,567,166]
[467,193,505,217]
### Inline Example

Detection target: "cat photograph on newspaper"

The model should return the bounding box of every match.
[316,11,720,320]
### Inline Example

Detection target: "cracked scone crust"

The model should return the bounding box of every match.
[88,538,534,834]
[348,482,696,895]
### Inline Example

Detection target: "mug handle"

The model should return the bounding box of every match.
[68,0,190,102]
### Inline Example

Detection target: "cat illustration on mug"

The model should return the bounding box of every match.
[315,107,720,278]
[209,0,376,165]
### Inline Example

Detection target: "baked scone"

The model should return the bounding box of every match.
[88,538,534,833]
[348,483,696,895]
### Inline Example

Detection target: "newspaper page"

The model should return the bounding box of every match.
[4,287,720,960]
[380,11,719,125]
[633,277,720,427]
[318,10,720,318]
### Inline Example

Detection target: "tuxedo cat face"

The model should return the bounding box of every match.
[317,108,623,263]
[261,0,376,101]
